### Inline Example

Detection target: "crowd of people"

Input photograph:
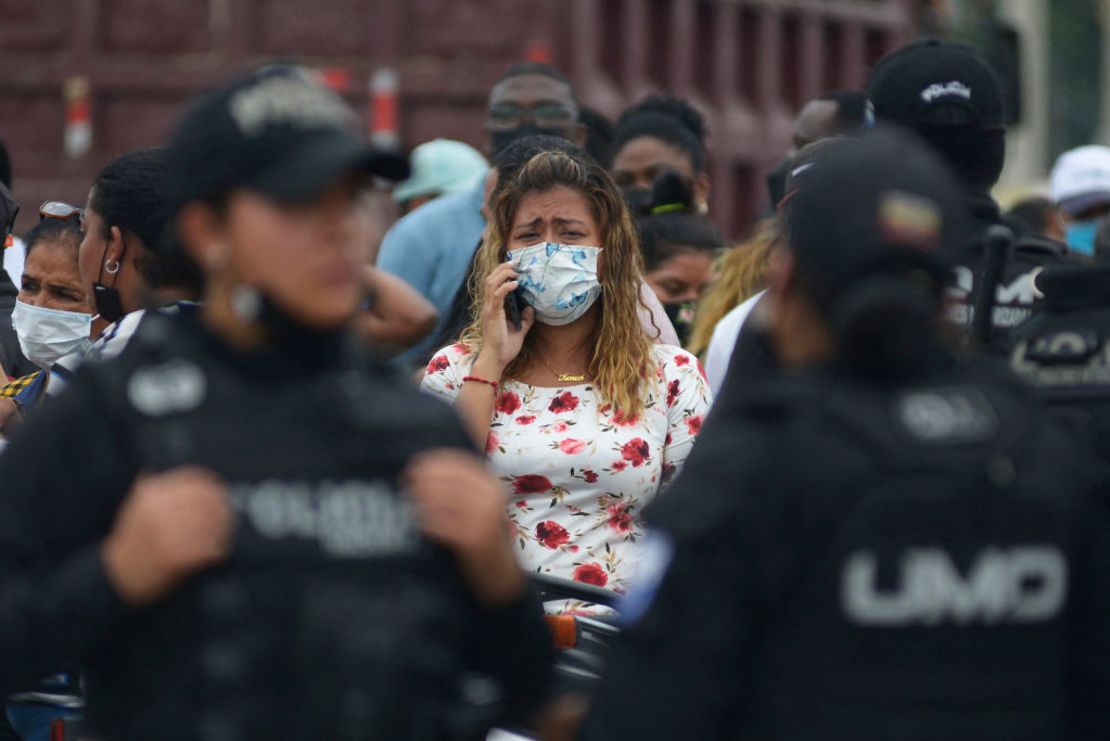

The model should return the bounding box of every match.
[0,36,1106,741]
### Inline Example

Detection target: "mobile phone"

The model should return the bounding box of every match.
[505,286,525,331]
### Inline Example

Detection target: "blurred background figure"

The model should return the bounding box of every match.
[376,61,586,368]
[391,138,488,215]
[1003,195,1066,243]
[578,106,615,169]
[765,90,872,208]
[0,139,22,288]
[1049,144,1110,260]
[0,138,34,382]
[632,172,726,347]
[610,95,710,214]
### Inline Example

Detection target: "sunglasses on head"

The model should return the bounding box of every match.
[39,201,83,224]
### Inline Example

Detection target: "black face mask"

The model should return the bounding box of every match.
[490,124,571,157]
[623,187,653,217]
[93,241,125,323]
[663,300,695,347]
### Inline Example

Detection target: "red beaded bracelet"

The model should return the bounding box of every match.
[462,375,499,393]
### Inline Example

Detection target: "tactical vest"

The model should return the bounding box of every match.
[723,367,1087,740]
[78,314,497,740]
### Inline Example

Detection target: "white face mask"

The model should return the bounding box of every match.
[10,300,93,370]
[508,242,602,326]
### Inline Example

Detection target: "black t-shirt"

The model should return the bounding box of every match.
[585,354,1110,740]
[0,312,551,739]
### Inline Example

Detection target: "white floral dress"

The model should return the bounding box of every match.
[421,342,711,598]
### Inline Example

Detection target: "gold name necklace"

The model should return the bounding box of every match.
[537,355,587,383]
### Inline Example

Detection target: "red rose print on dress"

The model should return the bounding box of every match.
[667,379,681,408]
[496,391,521,415]
[606,502,634,533]
[535,520,570,549]
[512,474,553,495]
[674,354,690,366]
[582,469,599,483]
[559,438,586,455]
[516,415,537,425]
[486,431,499,454]
[686,415,703,436]
[549,391,580,414]
[451,342,469,354]
[697,359,709,382]
[611,407,640,427]
[573,562,609,587]
[611,460,627,472]
[620,438,651,467]
[427,355,449,374]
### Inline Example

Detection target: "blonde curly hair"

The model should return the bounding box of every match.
[687,219,780,357]
[459,149,656,416]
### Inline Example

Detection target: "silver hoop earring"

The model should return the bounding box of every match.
[104,259,121,275]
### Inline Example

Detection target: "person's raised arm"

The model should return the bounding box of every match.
[357,266,439,353]
[452,261,534,448]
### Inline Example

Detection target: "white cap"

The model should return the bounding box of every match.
[392,138,488,204]
[1050,145,1110,216]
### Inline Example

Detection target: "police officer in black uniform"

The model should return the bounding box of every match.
[578,131,1110,740]
[868,40,1071,335]
[0,66,552,740]
[1010,264,1110,473]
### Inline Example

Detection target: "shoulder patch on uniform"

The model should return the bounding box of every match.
[892,386,998,445]
[1011,331,1110,395]
[127,359,207,416]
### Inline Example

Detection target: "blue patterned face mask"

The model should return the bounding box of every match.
[1066,220,1099,257]
[508,242,602,326]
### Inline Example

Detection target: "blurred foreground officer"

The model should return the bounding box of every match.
[578,131,1110,741]
[0,66,551,740]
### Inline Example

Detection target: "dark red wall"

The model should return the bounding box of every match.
[0,0,914,238]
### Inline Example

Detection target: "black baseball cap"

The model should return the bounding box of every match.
[167,65,409,210]
[781,129,971,310]
[867,40,1003,131]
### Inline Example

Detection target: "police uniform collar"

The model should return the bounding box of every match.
[162,310,361,382]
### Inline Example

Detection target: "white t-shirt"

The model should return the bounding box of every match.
[3,236,25,287]
[704,289,766,396]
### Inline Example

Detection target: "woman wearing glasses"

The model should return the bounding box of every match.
[0,205,89,429]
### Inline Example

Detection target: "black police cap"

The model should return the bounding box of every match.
[868,39,1004,131]
[167,65,409,210]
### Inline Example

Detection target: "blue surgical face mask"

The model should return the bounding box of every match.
[507,242,602,326]
[1066,220,1099,257]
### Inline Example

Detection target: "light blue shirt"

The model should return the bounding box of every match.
[377,173,488,366]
